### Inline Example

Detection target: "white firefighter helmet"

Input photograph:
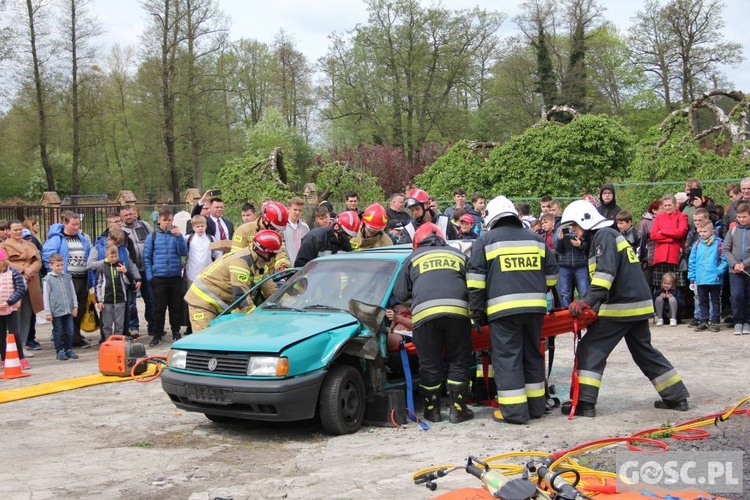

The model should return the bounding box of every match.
[561,199,613,231]
[485,195,518,229]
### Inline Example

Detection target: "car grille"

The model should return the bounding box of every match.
[185,351,249,376]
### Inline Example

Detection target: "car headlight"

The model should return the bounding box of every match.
[247,356,289,376]
[167,349,187,369]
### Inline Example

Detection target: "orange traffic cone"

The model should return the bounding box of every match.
[1,333,31,379]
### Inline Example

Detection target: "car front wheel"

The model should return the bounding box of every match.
[318,365,366,435]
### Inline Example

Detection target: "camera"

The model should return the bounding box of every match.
[209,189,222,196]
[688,187,702,202]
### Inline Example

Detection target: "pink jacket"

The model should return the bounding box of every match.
[650,211,688,265]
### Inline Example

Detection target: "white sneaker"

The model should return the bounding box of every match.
[24,350,34,357]
[734,324,743,335]
[655,318,664,326]
[669,319,678,327]
[744,323,750,334]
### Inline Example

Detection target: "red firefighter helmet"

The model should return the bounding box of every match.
[404,188,430,208]
[336,210,361,238]
[361,203,388,231]
[253,230,283,254]
[413,222,444,250]
[262,201,289,231]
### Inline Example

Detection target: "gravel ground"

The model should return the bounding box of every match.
[0,308,748,499]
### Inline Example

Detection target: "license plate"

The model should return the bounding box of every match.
[185,384,233,404]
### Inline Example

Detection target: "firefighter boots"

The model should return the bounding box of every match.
[422,389,442,423]
[449,382,474,424]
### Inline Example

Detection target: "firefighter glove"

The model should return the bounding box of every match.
[568,299,589,318]
[471,310,488,327]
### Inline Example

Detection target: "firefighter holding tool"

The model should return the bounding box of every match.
[560,199,690,417]
[184,230,282,331]
[393,223,474,424]
[467,195,559,425]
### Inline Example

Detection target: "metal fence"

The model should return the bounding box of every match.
[0,203,188,242]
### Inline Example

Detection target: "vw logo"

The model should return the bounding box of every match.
[207,358,218,371]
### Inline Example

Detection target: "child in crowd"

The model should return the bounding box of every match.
[95,245,133,341]
[314,205,332,228]
[458,213,478,240]
[685,208,711,325]
[0,248,28,368]
[653,272,684,327]
[722,201,750,335]
[616,210,641,256]
[0,220,8,242]
[43,253,78,361]
[688,219,728,332]
[539,214,556,252]
[529,219,542,233]
[184,215,218,283]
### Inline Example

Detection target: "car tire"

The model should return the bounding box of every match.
[318,365,366,435]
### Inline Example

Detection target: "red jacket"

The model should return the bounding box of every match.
[650,211,688,265]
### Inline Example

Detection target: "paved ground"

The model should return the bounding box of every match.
[1,311,748,499]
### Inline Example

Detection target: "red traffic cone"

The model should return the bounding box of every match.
[1,333,31,379]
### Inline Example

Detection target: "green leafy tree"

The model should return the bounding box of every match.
[415,141,493,199]
[487,114,635,197]
[313,162,384,206]
[214,107,311,205]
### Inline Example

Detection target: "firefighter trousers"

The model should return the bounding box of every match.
[412,316,473,390]
[490,313,546,424]
[577,318,689,405]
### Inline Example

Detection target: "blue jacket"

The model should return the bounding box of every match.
[42,223,93,282]
[143,228,187,281]
[688,237,728,285]
[553,227,587,268]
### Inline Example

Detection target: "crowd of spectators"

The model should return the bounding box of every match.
[2,176,749,370]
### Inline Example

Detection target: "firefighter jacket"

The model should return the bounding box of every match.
[393,235,470,329]
[188,247,277,312]
[467,221,558,321]
[230,219,290,270]
[581,226,654,321]
[398,213,458,244]
[294,226,353,267]
[350,228,393,250]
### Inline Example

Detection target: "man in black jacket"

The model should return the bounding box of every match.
[191,190,234,240]
[294,211,360,267]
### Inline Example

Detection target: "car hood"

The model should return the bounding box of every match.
[173,311,359,354]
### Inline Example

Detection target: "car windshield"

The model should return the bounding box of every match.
[264,259,398,311]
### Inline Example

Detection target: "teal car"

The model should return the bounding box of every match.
[161,246,416,435]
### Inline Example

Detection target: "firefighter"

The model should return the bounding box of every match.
[184,230,282,331]
[467,195,559,425]
[560,200,690,417]
[398,188,457,244]
[393,222,474,423]
[351,203,393,249]
[231,201,291,270]
[294,211,361,267]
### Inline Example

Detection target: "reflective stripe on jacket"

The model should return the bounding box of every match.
[582,226,654,321]
[393,239,469,329]
[467,222,558,320]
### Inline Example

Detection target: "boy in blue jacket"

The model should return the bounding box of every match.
[688,219,728,332]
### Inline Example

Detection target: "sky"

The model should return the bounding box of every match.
[92,0,750,92]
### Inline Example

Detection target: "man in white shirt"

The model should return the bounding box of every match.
[283,197,310,265]
[191,190,234,240]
